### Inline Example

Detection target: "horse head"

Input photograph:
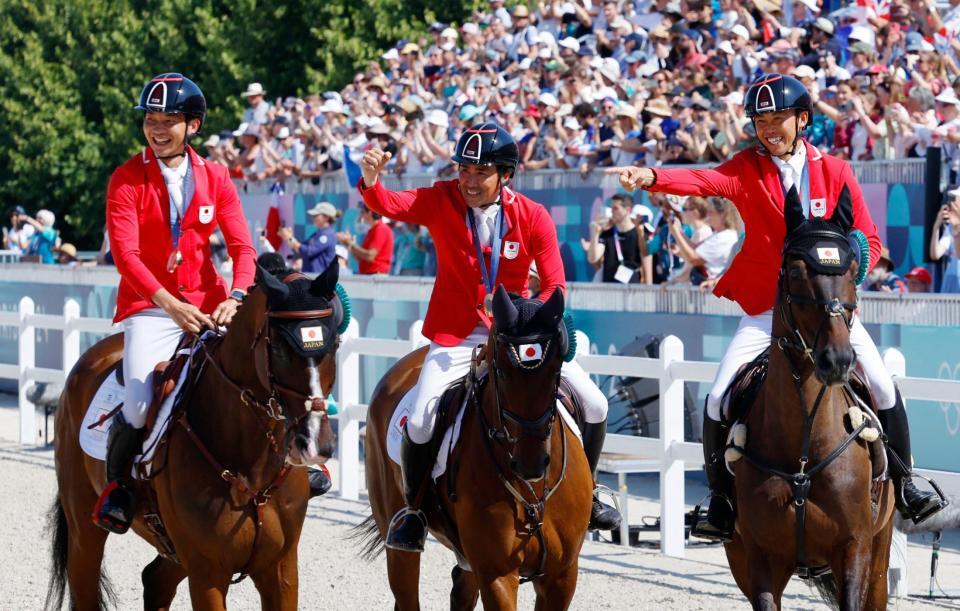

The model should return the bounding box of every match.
[252,261,342,465]
[488,284,566,482]
[778,185,860,385]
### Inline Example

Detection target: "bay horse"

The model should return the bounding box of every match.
[360,286,592,610]
[723,187,895,610]
[46,263,343,611]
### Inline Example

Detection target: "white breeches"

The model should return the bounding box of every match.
[705,311,896,422]
[120,309,185,429]
[407,325,608,444]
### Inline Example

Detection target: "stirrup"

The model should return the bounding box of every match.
[385,507,428,552]
[91,481,134,534]
[898,473,949,525]
[690,493,735,543]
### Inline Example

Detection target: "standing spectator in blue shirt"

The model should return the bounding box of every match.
[278,202,338,274]
[21,209,59,264]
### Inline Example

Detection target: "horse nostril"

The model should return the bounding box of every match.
[542,455,550,469]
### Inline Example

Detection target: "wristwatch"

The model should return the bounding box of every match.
[228,289,245,303]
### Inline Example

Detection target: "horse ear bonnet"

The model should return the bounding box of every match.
[268,275,351,357]
[498,295,573,369]
[783,221,856,276]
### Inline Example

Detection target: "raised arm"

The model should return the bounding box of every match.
[357,148,435,225]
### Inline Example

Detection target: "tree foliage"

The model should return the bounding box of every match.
[0,0,478,247]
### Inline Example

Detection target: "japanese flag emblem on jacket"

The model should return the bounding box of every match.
[518,343,542,362]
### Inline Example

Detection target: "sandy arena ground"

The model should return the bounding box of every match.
[2,395,957,610]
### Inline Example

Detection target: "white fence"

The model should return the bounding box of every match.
[2,297,959,560]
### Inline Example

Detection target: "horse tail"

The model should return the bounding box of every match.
[349,514,385,561]
[44,495,68,610]
[808,574,840,611]
[44,494,116,610]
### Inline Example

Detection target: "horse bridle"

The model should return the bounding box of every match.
[473,328,568,584]
[776,237,858,365]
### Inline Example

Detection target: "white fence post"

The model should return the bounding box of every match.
[883,347,909,599]
[19,297,36,445]
[337,319,361,500]
[659,335,685,558]
[63,299,80,379]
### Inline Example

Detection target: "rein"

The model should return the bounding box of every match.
[473,331,567,584]
[177,305,334,583]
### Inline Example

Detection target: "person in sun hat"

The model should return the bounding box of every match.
[357,122,621,551]
[240,82,270,126]
[606,72,947,541]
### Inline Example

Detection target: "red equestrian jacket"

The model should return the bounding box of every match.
[358,178,564,346]
[647,140,881,315]
[107,146,256,322]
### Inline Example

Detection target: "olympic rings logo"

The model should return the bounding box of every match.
[938,361,960,437]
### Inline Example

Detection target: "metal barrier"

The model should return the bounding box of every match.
[2,297,958,559]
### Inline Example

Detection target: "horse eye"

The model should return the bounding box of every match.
[789,267,803,281]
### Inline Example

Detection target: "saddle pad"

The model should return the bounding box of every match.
[386,389,582,480]
[79,346,196,477]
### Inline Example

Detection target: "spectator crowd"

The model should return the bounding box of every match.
[4,0,960,293]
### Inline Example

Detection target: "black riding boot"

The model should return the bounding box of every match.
[93,413,142,534]
[691,416,735,542]
[308,466,332,498]
[879,389,948,524]
[385,426,434,552]
[582,421,622,531]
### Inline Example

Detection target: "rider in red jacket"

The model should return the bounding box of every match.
[607,74,946,540]
[93,73,257,534]
[359,123,621,552]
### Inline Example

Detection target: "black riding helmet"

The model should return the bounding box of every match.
[135,72,207,130]
[451,122,519,180]
[745,73,812,153]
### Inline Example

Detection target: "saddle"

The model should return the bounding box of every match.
[724,348,886,480]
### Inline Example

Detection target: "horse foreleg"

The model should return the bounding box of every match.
[834,538,873,610]
[450,565,479,610]
[186,571,232,611]
[476,572,519,611]
[864,520,894,610]
[386,547,422,611]
[142,554,187,611]
[739,539,791,611]
[250,546,300,611]
[533,559,579,611]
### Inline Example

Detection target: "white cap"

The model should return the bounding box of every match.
[717,40,735,55]
[538,47,553,59]
[538,31,556,47]
[501,102,519,114]
[792,64,817,80]
[559,37,581,52]
[241,82,266,97]
[425,108,450,127]
[307,202,339,218]
[563,116,581,130]
[537,92,559,107]
[381,48,400,61]
[441,27,458,39]
[731,24,750,41]
[318,99,346,114]
[935,89,960,106]
[276,126,291,139]
[797,0,820,12]
[599,57,621,82]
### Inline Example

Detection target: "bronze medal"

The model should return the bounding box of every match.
[483,293,494,316]
[166,250,183,273]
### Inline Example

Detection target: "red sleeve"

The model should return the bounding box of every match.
[214,169,257,291]
[358,178,436,226]
[842,162,881,271]
[106,168,164,300]
[530,204,565,302]
[646,154,744,201]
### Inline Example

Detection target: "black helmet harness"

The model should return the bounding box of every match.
[135,73,207,161]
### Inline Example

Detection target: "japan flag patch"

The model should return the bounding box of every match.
[810,199,827,218]
[300,325,325,348]
[503,241,520,259]
[198,205,214,224]
[816,247,841,265]
[518,343,543,362]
